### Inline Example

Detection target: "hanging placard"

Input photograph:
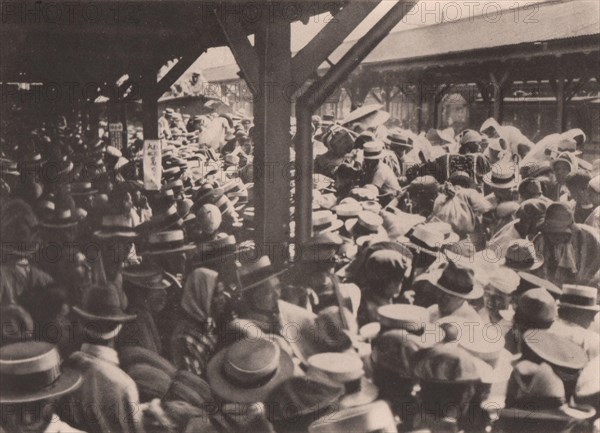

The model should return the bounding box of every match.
[109,122,124,150]
[143,139,162,190]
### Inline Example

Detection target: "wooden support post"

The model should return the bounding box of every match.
[416,81,424,132]
[142,69,159,140]
[490,71,510,123]
[556,71,565,132]
[253,17,292,265]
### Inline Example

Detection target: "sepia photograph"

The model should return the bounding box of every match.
[0,0,599,431]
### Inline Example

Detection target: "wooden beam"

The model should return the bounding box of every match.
[213,8,259,95]
[556,71,565,132]
[291,1,380,85]
[253,17,292,265]
[155,54,204,99]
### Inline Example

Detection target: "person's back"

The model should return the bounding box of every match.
[67,343,142,433]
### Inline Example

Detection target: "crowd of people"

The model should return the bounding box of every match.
[0,102,599,433]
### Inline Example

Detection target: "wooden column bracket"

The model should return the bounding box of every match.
[213,8,259,95]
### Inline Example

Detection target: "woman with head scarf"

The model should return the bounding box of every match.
[535,203,600,287]
[489,198,548,256]
[169,267,219,378]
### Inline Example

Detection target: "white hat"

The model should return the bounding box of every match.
[588,176,600,194]
[309,400,397,433]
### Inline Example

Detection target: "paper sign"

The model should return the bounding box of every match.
[109,123,124,149]
[143,139,162,190]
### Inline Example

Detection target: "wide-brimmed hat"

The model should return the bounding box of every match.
[122,264,171,291]
[193,234,253,268]
[341,105,390,129]
[406,222,459,256]
[307,352,378,409]
[541,202,574,234]
[332,198,362,220]
[499,361,595,424]
[312,210,343,234]
[574,356,600,407]
[142,230,196,256]
[70,181,98,196]
[39,202,79,229]
[384,131,413,151]
[363,140,384,160]
[207,337,294,403]
[0,157,19,176]
[237,255,285,291]
[483,163,518,189]
[514,288,556,329]
[349,186,378,202]
[559,285,600,312]
[371,329,440,380]
[72,281,137,324]
[265,376,343,426]
[94,214,138,239]
[295,232,343,264]
[517,272,562,298]
[0,342,82,403]
[414,344,490,383]
[415,260,483,300]
[345,211,385,239]
[377,304,429,333]
[500,239,543,271]
[308,400,397,433]
[521,329,587,371]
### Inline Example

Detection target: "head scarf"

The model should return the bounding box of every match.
[181,267,219,323]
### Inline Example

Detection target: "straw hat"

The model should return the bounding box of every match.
[341,104,390,129]
[0,342,82,403]
[377,304,430,333]
[307,352,378,409]
[207,338,294,403]
[345,211,385,239]
[93,214,138,239]
[312,210,343,235]
[559,285,599,312]
[500,239,544,271]
[483,163,517,189]
[142,230,196,256]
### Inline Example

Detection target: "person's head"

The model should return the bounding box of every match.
[541,203,575,247]
[492,186,514,202]
[436,290,466,317]
[513,288,556,333]
[364,250,410,299]
[458,129,483,154]
[514,199,547,238]
[552,159,572,185]
[518,178,543,201]
[565,171,592,205]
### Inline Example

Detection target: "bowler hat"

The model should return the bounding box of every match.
[0,342,82,403]
[207,338,294,403]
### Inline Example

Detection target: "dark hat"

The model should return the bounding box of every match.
[122,264,171,291]
[521,329,588,371]
[265,377,343,423]
[70,181,98,196]
[559,285,600,312]
[365,249,411,284]
[541,203,574,234]
[407,175,439,195]
[1,304,34,346]
[501,239,544,271]
[0,342,82,403]
[165,370,213,407]
[236,255,285,291]
[414,344,489,383]
[192,234,252,268]
[514,288,556,329]
[518,177,543,197]
[448,170,475,189]
[415,260,483,300]
[308,400,397,433]
[138,204,184,234]
[207,338,294,403]
[73,282,136,324]
[126,363,172,402]
[371,329,438,379]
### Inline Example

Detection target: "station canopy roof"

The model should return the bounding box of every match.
[0,0,344,84]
